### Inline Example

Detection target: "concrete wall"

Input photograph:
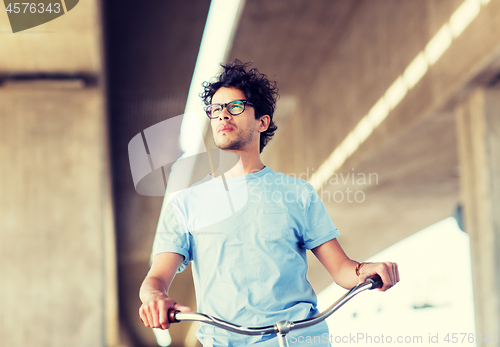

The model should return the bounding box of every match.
[0,88,114,346]
[0,0,118,345]
[456,88,500,335]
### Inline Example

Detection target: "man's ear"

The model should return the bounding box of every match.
[258,115,270,132]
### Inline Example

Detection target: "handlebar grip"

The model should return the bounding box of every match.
[168,309,180,323]
[367,274,383,289]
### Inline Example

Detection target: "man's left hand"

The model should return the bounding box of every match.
[358,262,399,291]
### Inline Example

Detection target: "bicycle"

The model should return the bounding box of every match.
[168,275,383,347]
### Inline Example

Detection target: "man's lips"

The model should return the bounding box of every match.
[218,125,234,133]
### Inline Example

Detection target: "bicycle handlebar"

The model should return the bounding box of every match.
[168,275,383,336]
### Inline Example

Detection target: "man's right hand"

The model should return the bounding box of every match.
[139,253,190,329]
[139,292,191,330]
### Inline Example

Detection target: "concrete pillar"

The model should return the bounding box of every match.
[0,87,119,346]
[455,88,500,334]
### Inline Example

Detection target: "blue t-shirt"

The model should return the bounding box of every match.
[153,167,340,346]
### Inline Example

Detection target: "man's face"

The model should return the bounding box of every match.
[210,87,261,152]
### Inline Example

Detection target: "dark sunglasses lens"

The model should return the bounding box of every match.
[227,101,245,115]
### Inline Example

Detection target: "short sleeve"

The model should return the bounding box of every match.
[302,188,341,249]
[152,197,192,273]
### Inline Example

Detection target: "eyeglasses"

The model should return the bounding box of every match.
[205,100,254,119]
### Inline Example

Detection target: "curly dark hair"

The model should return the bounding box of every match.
[200,59,279,153]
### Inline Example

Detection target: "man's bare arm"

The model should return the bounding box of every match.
[139,252,191,330]
[312,239,399,291]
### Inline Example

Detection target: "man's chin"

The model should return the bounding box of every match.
[216,144,241,151]
[214,139,237,150]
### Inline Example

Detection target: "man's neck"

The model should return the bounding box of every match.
[215,150,266,179]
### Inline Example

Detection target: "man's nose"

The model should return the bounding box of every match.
[218,107,232,120]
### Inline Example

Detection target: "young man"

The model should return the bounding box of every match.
[139,60,399,346]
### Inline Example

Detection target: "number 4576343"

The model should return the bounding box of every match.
[5,3,61,14]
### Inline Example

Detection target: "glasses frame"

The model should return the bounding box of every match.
[205,100,254,119]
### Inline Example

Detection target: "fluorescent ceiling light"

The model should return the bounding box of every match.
[424,24,453,65]
[180,0,245,156]
[403,53,428,89]
[449,0,481,37]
